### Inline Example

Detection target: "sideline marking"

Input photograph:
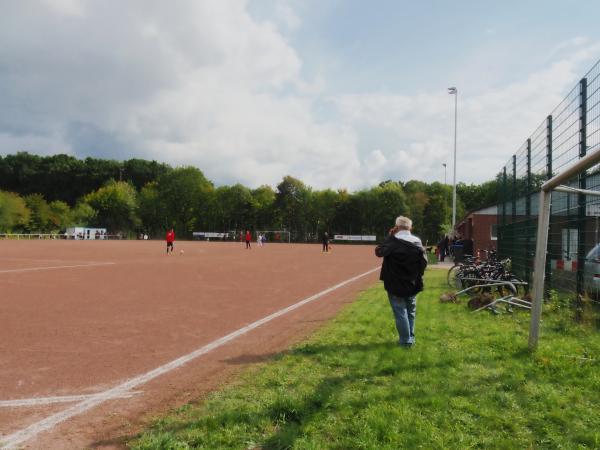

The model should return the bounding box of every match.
[0,262,115,274]
[0,266,380,449]
[0,391,142,408]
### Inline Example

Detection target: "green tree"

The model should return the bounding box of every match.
[48,200,71,230]
[156,167,213,237]
[70,202,96,227]
[308,189,339,239]
[331,189,353,235]
[209,184,255,232]
[457,179,498,212]
[138,182,165,236]
[25,194,52,232]
[0,191,30,232]
[371,182,409,237]
[406,191,429,237]
[252,185,276,230]
[123,159,172,191]
[422,193,449,244]
[403,179,432,236]
[83,181,139,233]
[274,176,311,240]
[342,183,408,239]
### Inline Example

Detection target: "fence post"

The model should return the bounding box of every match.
[546,115,553,179]
[526,139,532,281]
[502,166,507,225]
[500,166,508,258]
[512,155,517,222]
[545,115,553,292]
[529,188,552,350]
[577,78,588,296]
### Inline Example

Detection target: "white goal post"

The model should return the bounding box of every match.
[529,148,600,350]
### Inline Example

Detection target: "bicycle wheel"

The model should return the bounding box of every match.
[447,265,461,288]
[461,270,482,294]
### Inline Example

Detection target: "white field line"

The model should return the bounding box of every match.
[0,266,380,449]
[0,262,115,274]
[0,257,108,263]
[0,391,142,408]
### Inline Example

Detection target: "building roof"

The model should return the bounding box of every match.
[455,204,498,230]
[472,204,498,215]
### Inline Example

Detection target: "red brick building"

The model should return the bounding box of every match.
[455,205,498,255]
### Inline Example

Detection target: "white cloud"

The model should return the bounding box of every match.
[334,42,600,186]
[0,2,599,192]
[0,1,363,189]
[42,0,86,17]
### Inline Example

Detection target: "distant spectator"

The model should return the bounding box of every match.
[322,232,330,253]
[462,238,474,256]
[438,235,449,262]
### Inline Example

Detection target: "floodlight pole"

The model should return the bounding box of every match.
[448,87,458,229]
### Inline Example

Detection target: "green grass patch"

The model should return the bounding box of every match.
[426,251,438,265]
[131,270,600,449]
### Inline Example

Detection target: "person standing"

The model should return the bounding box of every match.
[438,235,449,262]
[245,230,252,249]
[166,228,175,254]
[322,232,330,253]
[375,216,427,348]
[462,237,474,257]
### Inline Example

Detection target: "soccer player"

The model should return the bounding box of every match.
[166,228,175,254]
[322,231,330,253]
[245,230,251,249]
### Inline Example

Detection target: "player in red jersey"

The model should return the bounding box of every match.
[166,228,175,254]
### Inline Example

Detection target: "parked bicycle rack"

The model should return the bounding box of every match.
[453,279,531,313]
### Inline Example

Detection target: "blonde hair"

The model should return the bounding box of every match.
[395,216,412,230]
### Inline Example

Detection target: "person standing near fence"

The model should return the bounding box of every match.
[375,216,427,348]
[166,228,175,254]
[322,232,330,253]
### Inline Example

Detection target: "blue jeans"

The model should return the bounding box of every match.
[387,293,417,346]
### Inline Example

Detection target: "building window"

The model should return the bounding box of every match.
[490,224,498,241]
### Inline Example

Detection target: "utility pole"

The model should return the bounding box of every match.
[448,87,458,228]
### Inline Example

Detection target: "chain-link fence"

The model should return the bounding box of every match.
[498,59,600,304]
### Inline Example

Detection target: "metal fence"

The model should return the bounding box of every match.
[498,58,600,301]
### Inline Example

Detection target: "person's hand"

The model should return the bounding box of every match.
[389,226,400,235]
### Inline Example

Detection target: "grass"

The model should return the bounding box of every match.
[426,251,438,265]
[130,269,600,449]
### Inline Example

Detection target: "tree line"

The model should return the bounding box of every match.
[0,152,498,244]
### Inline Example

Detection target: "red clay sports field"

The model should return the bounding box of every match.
[0,240,380,449]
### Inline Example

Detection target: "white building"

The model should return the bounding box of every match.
[65,227,107,240]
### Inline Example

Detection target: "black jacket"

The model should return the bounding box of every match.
[375,235,427,296]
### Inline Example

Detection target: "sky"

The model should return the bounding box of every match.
[1,0,600,191]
